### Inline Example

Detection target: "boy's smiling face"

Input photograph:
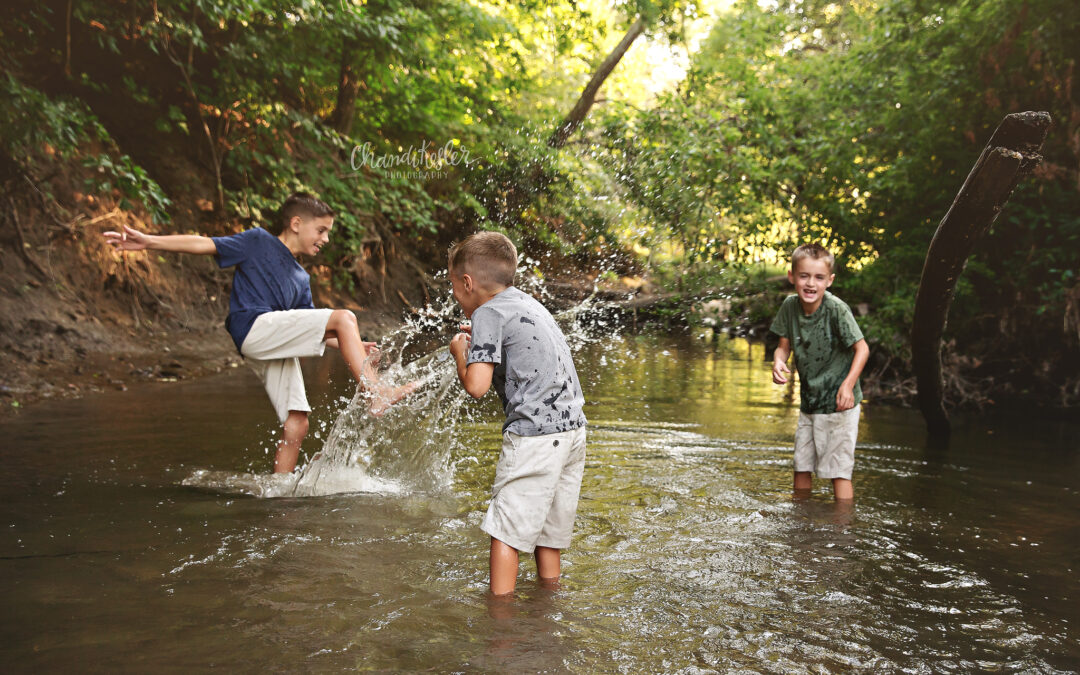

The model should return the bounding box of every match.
[281,215,334,257]
[788,257,834,313]
[297,215,333,256]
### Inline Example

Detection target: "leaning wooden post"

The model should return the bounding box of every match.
[911,111,1051,437]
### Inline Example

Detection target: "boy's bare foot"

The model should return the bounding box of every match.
[369,380,421,417]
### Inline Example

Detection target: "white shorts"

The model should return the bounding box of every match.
[240,309,335,423]
[481,426,587,552]
[794,405,860,480]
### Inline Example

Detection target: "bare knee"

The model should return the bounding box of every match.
[328,309,358,334]
[284,411,309,441]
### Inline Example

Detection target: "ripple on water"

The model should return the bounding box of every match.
[8,317,1077,671]
[181,468,405,498]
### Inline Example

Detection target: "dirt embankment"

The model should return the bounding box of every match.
[0,190,437,421]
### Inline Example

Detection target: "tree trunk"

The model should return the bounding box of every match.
[548,17,645,149]
[911,111,1051,437]
[159,5,226,212]
[494,18,645,228]
[328,38,361,137]
[64,0,73,79]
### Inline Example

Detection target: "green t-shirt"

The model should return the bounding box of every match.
[769,291,864,414]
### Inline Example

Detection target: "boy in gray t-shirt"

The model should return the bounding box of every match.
[448,232,587,596]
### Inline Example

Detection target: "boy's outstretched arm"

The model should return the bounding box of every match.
[772,337,792,384]
[836,338,869,411]
[449,331,494,399]
[103,224,216,255]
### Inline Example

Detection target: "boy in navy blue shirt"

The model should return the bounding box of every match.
[104,193,415,472]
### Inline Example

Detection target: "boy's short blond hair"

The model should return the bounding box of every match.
[448,231,517,288]
[791,243,835,272]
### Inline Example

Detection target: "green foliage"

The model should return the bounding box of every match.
[586,0,1080,391]
[0,74,104,160]
[2,0,661,262]
[3,0,1076,403]
[0,75,171,223]
[649,259,788,329]
[82,153,173,224]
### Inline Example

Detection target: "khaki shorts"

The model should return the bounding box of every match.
[794,405,860,479]
[240,309,335,423]
[482,426,587,552]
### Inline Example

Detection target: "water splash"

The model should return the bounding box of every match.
[183,262,616,498]
[290,346,467,496]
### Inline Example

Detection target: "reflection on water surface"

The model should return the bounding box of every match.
[2,333,1078,671]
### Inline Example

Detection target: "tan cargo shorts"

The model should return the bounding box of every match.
[240,309,334,423]
[793,405,860,480]
[481,425,587,552]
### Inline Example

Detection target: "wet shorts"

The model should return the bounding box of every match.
[794,405,860,480]
[240,309,335,423]
[482,426,587,552]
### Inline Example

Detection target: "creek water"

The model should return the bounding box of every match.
[2,326,1078,671]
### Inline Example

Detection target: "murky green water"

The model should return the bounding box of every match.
[3,333,1078,672]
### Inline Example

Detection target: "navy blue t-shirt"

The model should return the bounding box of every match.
[211,227,314,352]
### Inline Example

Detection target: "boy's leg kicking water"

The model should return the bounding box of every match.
[244,309,417,472]
[322,309,417,415]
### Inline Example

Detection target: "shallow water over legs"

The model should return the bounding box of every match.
[2,333,1078,671]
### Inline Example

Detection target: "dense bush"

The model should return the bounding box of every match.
[1,0,1076,405]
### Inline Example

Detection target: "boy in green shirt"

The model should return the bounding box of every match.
[770,243,869,501]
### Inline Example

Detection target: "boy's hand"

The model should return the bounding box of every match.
[836,384,855,411]
[772,360,790,385]
[449,332,470,363]
[103,225,151,251]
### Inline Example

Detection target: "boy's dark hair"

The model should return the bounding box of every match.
[791,243,835,273]
[276,193,334,234]
[448,231,517,288]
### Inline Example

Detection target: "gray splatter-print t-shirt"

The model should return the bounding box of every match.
[770,291,864,414]
[467,286,587,436]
